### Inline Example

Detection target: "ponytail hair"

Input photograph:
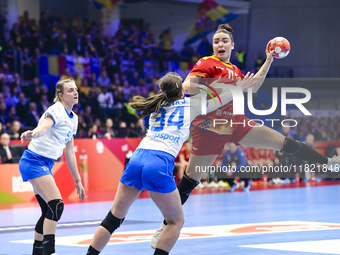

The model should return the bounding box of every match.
[53,78,75,103]
[129,72,183,118]
[214,23,234,43]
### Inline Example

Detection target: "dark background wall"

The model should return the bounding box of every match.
[248,0,340,78]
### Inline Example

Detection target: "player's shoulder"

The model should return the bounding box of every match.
[49,101,63,111]
[71,112,78,124]
[46,101,64,116]
[199,55,218,63]
[237,147,245,153]
[168,97,190,107]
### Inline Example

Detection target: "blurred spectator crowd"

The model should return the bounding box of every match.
[0,10,337,145]
[0,9,216,140]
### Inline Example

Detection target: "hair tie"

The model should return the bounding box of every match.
[176,83,179,89]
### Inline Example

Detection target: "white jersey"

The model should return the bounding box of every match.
[138,98,191,157]
[138,89,233,157]
[28,102,78,160]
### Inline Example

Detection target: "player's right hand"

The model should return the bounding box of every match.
[20,130,34,143]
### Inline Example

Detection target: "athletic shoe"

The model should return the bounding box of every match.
[218,180,229,188]
[243,185,251,192]
[151,223,166,249]
[327,155,340,170]
[228,182,239,192]
[272,178,284,184]
[283,178,291,184]
[202,181,209,187]
[314,177,322,182]
[196,182,206,189]
[207,181,219,188]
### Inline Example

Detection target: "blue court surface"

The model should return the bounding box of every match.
[1,184,340,254]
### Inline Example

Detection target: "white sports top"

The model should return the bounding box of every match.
[138,89,233,157]
[28,102,78,160]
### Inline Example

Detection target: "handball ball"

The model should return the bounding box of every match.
[268,37,290,59]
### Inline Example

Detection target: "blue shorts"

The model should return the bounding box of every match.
[120,149,176,193]
[19,149,55,182]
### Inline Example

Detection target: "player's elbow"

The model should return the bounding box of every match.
[64,146,74,157]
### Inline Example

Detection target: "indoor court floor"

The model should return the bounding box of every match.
[1,182,340,255]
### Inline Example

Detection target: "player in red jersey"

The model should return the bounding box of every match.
[151,23,340,248]
[174,141,191,180]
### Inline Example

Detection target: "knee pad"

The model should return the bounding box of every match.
[280,137,301,155]
[100,211,124,234]
[35,195,48,234]
[35,216,44,234]
[36,194,49,215]
[46,199,64,222]
[177,171,199,205]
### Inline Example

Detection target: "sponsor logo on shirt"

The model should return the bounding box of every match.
[149,132,180,143]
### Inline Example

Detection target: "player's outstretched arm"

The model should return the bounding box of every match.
[189,77,256,122]
[182,74,203,95]
[20,115,54,143]
[252,41,275,92]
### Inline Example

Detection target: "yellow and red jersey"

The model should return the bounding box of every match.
[190,56,245,135]
[175,143,191,163]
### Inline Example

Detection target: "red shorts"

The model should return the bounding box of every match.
[191,117,256,156]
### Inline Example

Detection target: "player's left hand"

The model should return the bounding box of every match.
[266,41,275,63]
[236,72,257,91]
[75,180,86,200]
[209,77,222,87]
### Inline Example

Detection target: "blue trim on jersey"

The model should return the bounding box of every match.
[64,108,74,118]
[184,94,191,97]
[46,112,56,126]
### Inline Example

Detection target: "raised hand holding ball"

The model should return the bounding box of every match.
[268,37,290,59]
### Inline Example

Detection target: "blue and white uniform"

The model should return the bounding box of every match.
[120,90,233,193]
[19,102,78,181]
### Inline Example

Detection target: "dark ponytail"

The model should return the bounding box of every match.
[129,72,183,118]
